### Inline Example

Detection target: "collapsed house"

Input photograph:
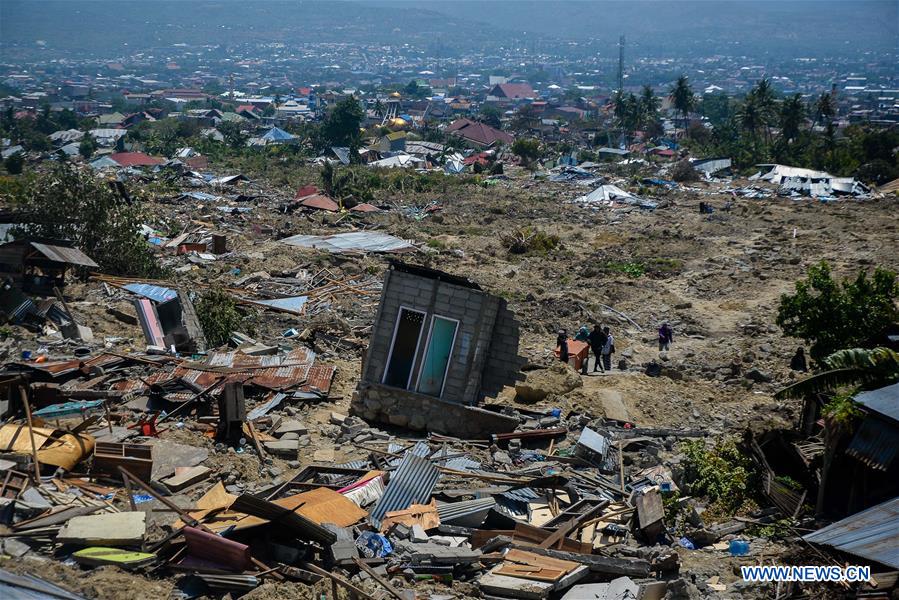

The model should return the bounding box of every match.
[0,238,98,296]
[572,184,658,209]
[691,157,732,178]
[752,164,871,198]
[352,262,525,437]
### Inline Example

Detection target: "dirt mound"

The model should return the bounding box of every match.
[514,362,583,402]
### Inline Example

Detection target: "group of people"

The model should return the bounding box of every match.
[556,321,675,372]
[557,324,615,372]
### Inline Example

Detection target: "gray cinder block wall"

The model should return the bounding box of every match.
[353,263,525,435]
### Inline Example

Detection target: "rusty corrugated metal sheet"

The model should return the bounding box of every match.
[15,353,126,377]
[803,497,899,569]
[369,453,440,528]
[106,346,334,397]
[299,364,335,394]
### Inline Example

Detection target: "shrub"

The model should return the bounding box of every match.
[681,437,757,513]
[603,261,646,278]
[501,226,559,255]
[4,151,24,174]
[195,290,247,348]
[822,390,864,426]
[670,159,699,182]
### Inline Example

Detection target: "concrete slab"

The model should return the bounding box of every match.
[57,511,146,546]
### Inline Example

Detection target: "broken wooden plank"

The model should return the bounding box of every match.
[353,557,406,600]
[509,544,651,578]
[161,465,211,492]
[471,524,591,554]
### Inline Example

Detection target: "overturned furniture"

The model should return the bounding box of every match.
[352,262,524,437]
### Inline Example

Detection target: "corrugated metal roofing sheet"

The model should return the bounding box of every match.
[247,296,308,315]
[497,487,540,503]
[803,497,899,569]
[436,498,495,527]
[123,283,177,303]
[280,231,416,254]
[443,457,482,472]
[846,417,899,471]
[387,440,431,467]
[369,453,440,528]
[855,383,899,423]
[29,242,98,268]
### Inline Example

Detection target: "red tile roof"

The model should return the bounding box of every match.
[299,194,339,212]
[294,184,318,199]
[108,152,164,167]
[236,104,260,114]
[350,203,380,213]
[446,118,514,148]
[490,83,535,99]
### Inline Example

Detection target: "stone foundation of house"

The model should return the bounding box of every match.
[351,382,519,438]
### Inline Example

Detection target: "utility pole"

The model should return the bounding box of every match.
[617,35,625,94]
[229,73,234,101]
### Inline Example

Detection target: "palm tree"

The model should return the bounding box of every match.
[669,75,695,135]
[813,92,836,128]
[749,79,777,143]
[736,95,763,154]
[775,347,899,400]
[614,92,640,137]
[779,93,805,142]
[639,85,660,130]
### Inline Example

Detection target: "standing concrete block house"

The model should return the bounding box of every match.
[352,262,525,437]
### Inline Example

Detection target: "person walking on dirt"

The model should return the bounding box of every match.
[658,322,674,351]
[601,327,615,371]
[557,330,570,365]
[588,324,607,372]
[790,347,808,372]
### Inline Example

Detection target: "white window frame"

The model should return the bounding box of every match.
[415,314,460,398]
[382,306,427,390]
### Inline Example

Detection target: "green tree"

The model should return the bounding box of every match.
[11,164,164,277]
[776,262,899,364]
[217,121,247,149]
[511,137,541,166]
[4,151,24,174]
[321,96,363,156]
[669,75,696,132]
[613,91,641,136]
[697,93,734,127]
[78,134,97,159]
[478,104,503,129]
[736,94,764,148]
[814,92,836,128]
[779,93,806,141]
[638,85,660,130]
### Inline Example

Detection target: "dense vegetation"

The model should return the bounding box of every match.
[8,164,165,278]
[776,261,899,364]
